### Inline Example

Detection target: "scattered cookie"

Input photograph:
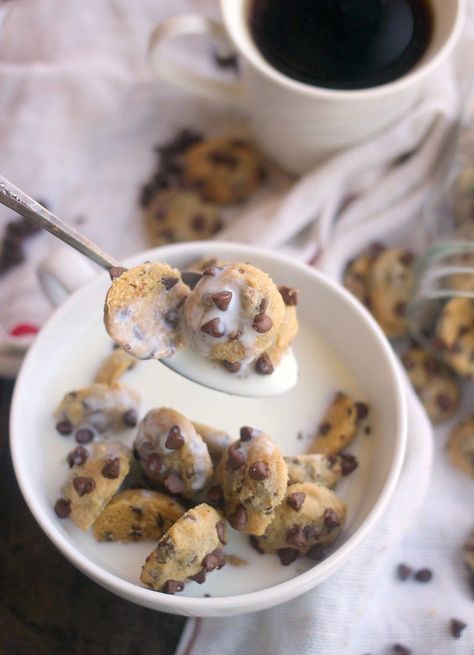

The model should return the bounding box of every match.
[191,421,233,465]
[368,247,415,337]
[94,348,137,385]
[285,453,357,488]
[144,189,222,246]
[447,415,474,478]
[401,346,461,423]
[254,482,347,561]
[343,255,373,306]
[309,392,368,456]
[182,262,286,365]
[56,442,131,530]
[183,137,264,204]
[93,488,185,542]
[214,427,288,535]
[134,407,213,498]
[104,262,189,360]
[140,503,226,592]
[54,382,140,434]
[435,297,474,378]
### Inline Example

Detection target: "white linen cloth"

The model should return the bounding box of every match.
[0,1,473,653]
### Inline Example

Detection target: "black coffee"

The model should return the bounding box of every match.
[249,0,433,90]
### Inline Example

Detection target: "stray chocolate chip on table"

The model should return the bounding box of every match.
[414,567,432,582]
[449,618,467,639]
[393,645,412,655]
[396,563,413,581]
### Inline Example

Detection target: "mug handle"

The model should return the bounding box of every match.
[37,247,98,307]
[148,15,246,105]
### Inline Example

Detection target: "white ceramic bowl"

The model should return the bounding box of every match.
[10,242,406,617]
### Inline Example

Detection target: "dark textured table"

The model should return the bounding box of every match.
[0,378,186,655]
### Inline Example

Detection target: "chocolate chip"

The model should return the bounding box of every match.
[255,353,274,375]
[414,568,432,582]
[355,402,369,420]
[165,425,185,450]
[240,426,257,441]
[67,446,88,468]
[73,476,96,497]
[323,508,341,529]
[432,336,447,351]
[340,453,359,475]
[364,426,371,435]
[285,525,307,548]
[131,506,144,518]
[215,520,227,545]
[227,444,246,469]
[164,472,185,494]
[145,452,163,474]
[435,393,454,411]
[101,457,120,479]
[368,242,386,258]
[162,276,179,290]
[189,569,207,584]
[318,422,331,436]
[249,535,264,554]
[208,149,239,169]
[228,505,247,530]
[399,251,415,265]
[128,527,143,539]
[287,492,306,511]
[278,285,299,306]
[223,360,241,373]
[401,354,415,370]
[252,313,273,333]
[162,580,184,595]
[394,301,406,318]
[396,563,413,581]
[449,618,467,639]
[191,214,206,232]
[54,498,71,519]
[201,317,225,337]
[248,460,271,480]
[393,645,411,655]
[75,427,95,444]
[123,409,138,427]
[306,544,326,561]
[211,291,233,311]
[212,50,239,71]
[109,266,128,280]
[207,484,223,505]
[202,548,226,571]
[277,548,299,566]
[56,419,73,436]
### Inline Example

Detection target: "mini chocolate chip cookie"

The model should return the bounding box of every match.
[182,262,286,364]
[435,297,474,378]
[343,255,373,306]
[447,415,474,478]
[140,503,227,592]
[214,427,288,535]
[57,442,131,530]
[261,286,299,371]
[134,407,213,498]
[144,189,222,246]
[401,346,461,423]
[55,382,140,434]
[93,488,185,542]
[285,453,356,488]
[309,392,368,456]
[93,348,137,385]
[368,247,415,337]
[254,482,347,560]
[183,137,264,204]
[191,421,233,465]
[104,262,189,360]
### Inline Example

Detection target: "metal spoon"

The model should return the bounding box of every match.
[0,174,297,396]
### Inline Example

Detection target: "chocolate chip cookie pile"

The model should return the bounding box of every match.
[139,130,267,246]
[104,259,299,376]
[52,348,367,595]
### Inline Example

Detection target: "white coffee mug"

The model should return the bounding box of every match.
[148,0,465,174]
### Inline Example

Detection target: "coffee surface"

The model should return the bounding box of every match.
[250,0,433,90]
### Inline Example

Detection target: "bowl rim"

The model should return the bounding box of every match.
[10,241,407,613]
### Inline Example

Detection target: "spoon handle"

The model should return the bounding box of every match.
[0,174,121,270]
